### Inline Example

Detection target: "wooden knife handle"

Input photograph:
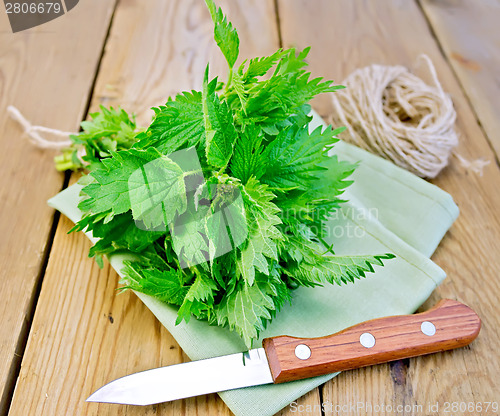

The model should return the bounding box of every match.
[262,299,480,383]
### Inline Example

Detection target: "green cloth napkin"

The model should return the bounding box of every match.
[48,111,458,416]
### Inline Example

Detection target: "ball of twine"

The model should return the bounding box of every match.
[330,55,459,178]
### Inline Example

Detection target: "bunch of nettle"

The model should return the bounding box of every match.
[59,0,392,346]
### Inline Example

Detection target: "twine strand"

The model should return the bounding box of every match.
[7,105,73,149]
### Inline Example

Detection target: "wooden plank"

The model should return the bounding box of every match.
[277,0,500,414]
[8,1,322,415]
[90,0,280,124]
[0,2,115,414]
[419,0,500,161]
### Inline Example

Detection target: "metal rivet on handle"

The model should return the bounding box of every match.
[360,332,376,348]
[421,321,436,336]
[295,344,311,360]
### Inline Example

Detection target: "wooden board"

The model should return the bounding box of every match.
[419,0,500,162]
[7,1,321,415]
[6,1,499,415]
[0,1,115,414]
[277,0,500,414]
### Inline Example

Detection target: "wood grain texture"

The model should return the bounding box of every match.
[275,390,322,416]
[277,0,500,414]
[263,300,480,383]
[0,1,115,414]
[91,0,280,126]
[419,0,500,162]
[8,1,322,415]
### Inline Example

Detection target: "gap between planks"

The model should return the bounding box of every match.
[0,1,116,415]
[418,0,500,167]
[415,0,500,168]
[3,0,120,403]
[5,2,120,408]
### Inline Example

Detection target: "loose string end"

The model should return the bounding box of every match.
[453,152,490,177]
[7,105,74,149]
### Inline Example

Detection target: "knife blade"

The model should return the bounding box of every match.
[87,299,480,405]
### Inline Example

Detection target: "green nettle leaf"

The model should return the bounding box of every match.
[261,123,345,190]
[177,274,218,324]
[55,105,139,171]
[220,191,248,248]
[205,0,239,69]
[203,68,238,168]
[78,147,188,231]
[122,264,189,306]
[78,147,166,216]
[170,202,210,268]
[240,50,285,82]
[229,125,265,184]
[216,279,275,346]
[237,178,282,285]
[206,208,232,262]
[65,0,395,347]
[128,154,187,229]
[85,212,163,258]
[134,90,205,155]
[205,192,248,263]
[288,254,396,287]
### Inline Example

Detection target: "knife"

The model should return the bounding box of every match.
[87,299,480,405]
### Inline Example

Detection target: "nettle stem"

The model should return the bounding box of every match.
[225,67,233,93]
[182,169,203,178]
